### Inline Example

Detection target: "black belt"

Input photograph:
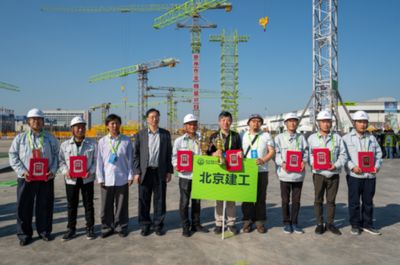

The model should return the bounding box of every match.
[147,166,158,170]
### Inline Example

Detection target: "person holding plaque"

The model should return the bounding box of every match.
[59,116,97,241]
[96,114,134,238]
[274,112,308,234]
[307,110,347,235]
[241,114,275,234]
[172,114,208,237]
[9,108,59,246]
[343,110,383,235]
[207,111,242,235]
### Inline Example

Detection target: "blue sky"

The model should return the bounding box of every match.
[1,0,399,126]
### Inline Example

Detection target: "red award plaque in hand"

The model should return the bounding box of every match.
[313,148,331,170]
[69,156,87,178]
[226,149,243,172]
[286,151,303,173]
[177,150,193,172]
[29,158,48,181]
[358,152,375,173]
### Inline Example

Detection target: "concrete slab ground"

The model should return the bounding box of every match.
[0,138,399,265]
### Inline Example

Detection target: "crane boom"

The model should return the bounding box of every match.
[153,0,231,29]
[41,4,177,13]
[0,81,20,92]
[89,58,179,83]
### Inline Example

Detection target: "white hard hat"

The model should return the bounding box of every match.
[183,113,198,124]
[284,112,299,122]
[352,110,369,121]
[70,116,87,127]
[26,108,44,118]
[316,110,333,120]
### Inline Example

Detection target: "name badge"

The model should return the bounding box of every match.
[251,149,258,159]
[108,153,118,164]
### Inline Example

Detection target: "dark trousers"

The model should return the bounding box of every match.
[280,181,303,225]
[100,184,129,232]
[179,178,201,228]
[242,172,268,226]
[313,174,339,225]
[346,175,376,228]
[16,178,54,240]
[138,168,167,230]
[65,178,94,230]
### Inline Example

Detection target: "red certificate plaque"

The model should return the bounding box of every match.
[226,149,243,172]
[313,148,331,170]
[29,158,48,181]
[286,151,303,173]
[177,150,193,172]
[358,152,375,173]
[69,156,87,178]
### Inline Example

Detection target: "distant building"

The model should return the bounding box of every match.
[0,107,15,133]
[237,97,400,134]
[43,109,91,131]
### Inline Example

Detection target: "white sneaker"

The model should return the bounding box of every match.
[362,227,381,235]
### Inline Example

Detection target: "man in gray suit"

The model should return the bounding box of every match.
[133,108,173,236]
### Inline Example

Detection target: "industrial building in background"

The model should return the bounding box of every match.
[237,98,400,134]
[210,29,248,129]
[0,107,15,133]
[43,109,91,131]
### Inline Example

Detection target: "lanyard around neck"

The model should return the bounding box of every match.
[108,135,121,154]
[285,132,299,150]
[219,130,232,150]
[28,130,44,150]
[248,132,260,150]
[318,132,334,160]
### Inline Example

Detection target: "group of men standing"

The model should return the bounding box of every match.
[9,106,383,246]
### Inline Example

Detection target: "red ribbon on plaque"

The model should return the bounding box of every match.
[29,158,48,181]
[69,156,87,178]
[177,150,193,172]
[285,150,303,173]
[313,148,331,170]
[226,149,243,172]
[358,151,375,173]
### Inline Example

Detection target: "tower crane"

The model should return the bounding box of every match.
[89,103,111,126]
[153,0,232,121]
[0,81,20,92]
[89,58,179,129]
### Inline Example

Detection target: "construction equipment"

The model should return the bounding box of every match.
[0,81,20,92]
[41,4,178,13]
[153,0,232,121]
[89,103,111,126]
[300,0,351,132]
[210,29,249,130]
[89,58,179,129]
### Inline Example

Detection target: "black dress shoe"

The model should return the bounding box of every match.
[155,229,165,236]
[327,224,342,235]
[39,233,53,241]
[227,225,239,235]
[19,237,32,246]
[182,227,191,237]
[315,224,325,235]
[140,227,151,237]
[118,230,128,238]
[213,226,222,235]
[101,229,114,238]
[191,225,209,233]
[62,229,76,241]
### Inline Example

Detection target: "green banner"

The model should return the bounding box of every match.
[192,155,258,202]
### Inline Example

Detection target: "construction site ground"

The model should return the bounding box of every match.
[0,139,399,265]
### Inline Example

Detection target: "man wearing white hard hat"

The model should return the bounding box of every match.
[59,116,97,241]
[241,114,275,234]
[274,112,309,234]
[172,114,208,237]
[307,110,348,235]
[342,110,383,235]
[9,108,59,246]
